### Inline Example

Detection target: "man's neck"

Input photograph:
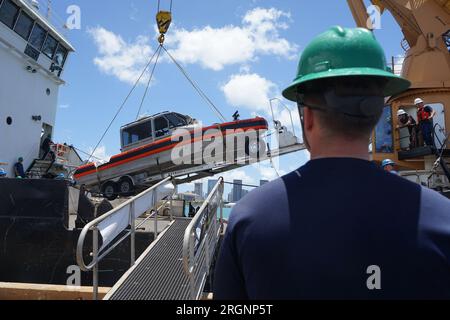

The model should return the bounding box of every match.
[309,139,370,161]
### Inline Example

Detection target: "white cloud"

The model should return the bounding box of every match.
[88,146,111,163]
[221,169,257,185]
[88,27,154,85]
[165,7,298,70]
[129,2,139,22]
[221,73,277,112]
[221,71,303,141]
[88,7,297,84]
[257,163,286,181]
[393,54,404,76]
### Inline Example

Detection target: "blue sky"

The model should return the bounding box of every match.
[46,0,404,194]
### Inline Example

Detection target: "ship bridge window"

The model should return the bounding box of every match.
[42,34,57,59]
[24,44,39,61]
[0,0,19,29]
[444,30,450,52]
[14,11,33,40]
[375,106,394,153]
[28,23,47,51]
[122,120,153,146]
[54,44,68,68]
[165,113,187,128]
[154,117,170,138]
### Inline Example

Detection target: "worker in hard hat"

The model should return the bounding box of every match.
[415,98,436,147]
[13,157,25,178]
[381,159,398,174]
[55,173,66,180]
[214,27,450,300]
[397,109,417,149]
[0,168,7,178]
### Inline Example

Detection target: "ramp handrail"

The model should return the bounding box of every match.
[183,177,224,300]
[76,176,174,299]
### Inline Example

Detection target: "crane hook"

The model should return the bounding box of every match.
[156,11,172,44]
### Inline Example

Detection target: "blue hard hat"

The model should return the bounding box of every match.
[0,168,6,176]
[382,159,396,168]
[55,173,66,180]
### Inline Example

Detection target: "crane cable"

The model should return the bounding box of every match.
[161,45,227,122]
[88,47,163,162]
[156,0,226,122]
[136,45,163,119]
[89,0,227,161]
[157,0,173,13]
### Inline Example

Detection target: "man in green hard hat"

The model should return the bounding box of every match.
[215,26,450,299]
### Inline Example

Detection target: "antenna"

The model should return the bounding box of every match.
[46,0,52,19]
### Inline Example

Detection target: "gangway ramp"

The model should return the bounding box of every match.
[105,218,191,300]
[105,178,225,300]
[77,177,225,300]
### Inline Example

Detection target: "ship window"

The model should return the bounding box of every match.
[444,30,450,52]
[0,0,19,29]
[42,34,58,59]
[54,44,68,67]
[29,23,47,51]
[14,11,33,40]
[154,117,170,138]
[165,113,186,128]
[375,106,394,153]
[24,44,39,61]
[122,120,153,146]
[6,116,12,125]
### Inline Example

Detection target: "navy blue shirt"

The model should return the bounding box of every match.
[14,162,25,178]
[214,158,450,299]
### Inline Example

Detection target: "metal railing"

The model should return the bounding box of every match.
[183,178,224,300]
[76,176,175,300]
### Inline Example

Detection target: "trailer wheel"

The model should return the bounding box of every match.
[118,177,135,196]
[102,182,118,201]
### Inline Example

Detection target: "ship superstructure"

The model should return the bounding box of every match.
[0,0,75,177]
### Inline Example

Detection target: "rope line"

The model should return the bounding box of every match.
[88,48,162,162]
[136,45,163,119]
[157,0,173,12]
[161,45,227,122]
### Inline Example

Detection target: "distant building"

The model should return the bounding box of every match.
[227,192,233,203]
[242,189,249,198]
[260,180,269,187]
[232,180,243,202]
[194,182,203,199]
[208,179,218,196]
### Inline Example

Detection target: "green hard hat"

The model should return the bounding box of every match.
[282,26,411,101]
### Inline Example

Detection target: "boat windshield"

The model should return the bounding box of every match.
[122,120,152,147]
[165,113,187,128]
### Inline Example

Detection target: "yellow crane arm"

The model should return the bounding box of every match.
[347,0,371,28]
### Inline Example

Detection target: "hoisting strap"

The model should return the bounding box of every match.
[136,45,163,119]
[158,0,173,13]
[161,45,227,123]
[88,47,163,162]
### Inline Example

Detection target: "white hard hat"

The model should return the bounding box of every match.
[414,98,424,105]
[397,109,407,116]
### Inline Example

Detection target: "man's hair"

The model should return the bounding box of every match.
[313,108,381,139]
[302,76,386,139]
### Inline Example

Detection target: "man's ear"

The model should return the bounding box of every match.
[303,107,315,132]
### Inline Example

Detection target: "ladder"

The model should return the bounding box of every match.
[26,158,55,178]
